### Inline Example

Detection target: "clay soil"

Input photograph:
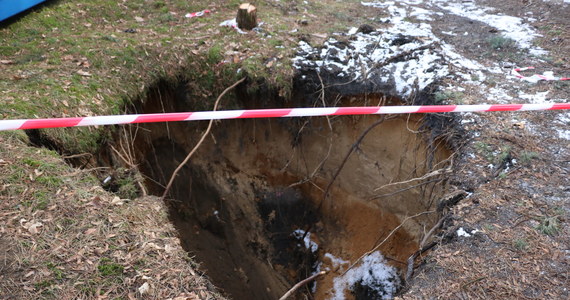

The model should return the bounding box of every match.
[123,90,452,299]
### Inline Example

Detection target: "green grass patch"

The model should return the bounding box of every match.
[434,90,464,104]
[488,35,516,50]
[98,258,124,277]
[519,151,539,165]
[536,216,560,236]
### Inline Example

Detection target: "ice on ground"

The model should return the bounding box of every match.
[292,229,319,252]
[330,251,399,300]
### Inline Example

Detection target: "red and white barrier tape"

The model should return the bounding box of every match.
[513,67,570,83]
[1,104,569,131]
[185,10,210,18]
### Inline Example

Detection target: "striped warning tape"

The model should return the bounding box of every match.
[513,67,570,83]
[1,103,569,131]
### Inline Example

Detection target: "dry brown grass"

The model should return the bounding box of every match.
[0,132,224,299]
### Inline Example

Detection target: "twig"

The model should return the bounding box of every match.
[279,271,326,300]
[374,167,451,191]
[461,276,487,290]
[161,77,245,199]
[61,153,93,159]
[343,210,435,276]
[405,214,448,283]
[368,178,443,201]
[110,145,136,168]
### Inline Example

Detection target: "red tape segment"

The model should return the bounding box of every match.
[1,103,569,131]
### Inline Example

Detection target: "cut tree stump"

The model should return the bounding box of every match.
[236,3,257,30]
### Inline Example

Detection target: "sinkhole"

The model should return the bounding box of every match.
[105,79,456,300]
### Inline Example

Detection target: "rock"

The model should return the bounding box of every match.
[357,24,375,34]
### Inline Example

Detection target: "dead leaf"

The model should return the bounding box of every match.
[12,74,27,80]
[84,228,97,235]
[174,292,199,300]
[138,282,150,295]
[111,196,124,206]
[135,16,144,22]
[77,70,92,77]
[27,222,43,234]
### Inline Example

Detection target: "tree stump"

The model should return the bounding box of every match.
[236,3,257,30]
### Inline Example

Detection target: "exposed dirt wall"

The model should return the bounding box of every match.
[106,81,454,299]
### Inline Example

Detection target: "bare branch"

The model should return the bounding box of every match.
[161,77,246,200]
[374,167,452,191]
[279,271,326,300]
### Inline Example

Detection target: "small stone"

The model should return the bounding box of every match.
[357,24,375,34]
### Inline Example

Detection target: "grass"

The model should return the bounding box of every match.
[513,238,529,251]
[519,151,539,165]
[474,141,493,162]
[488,35,516,50]
[97,258,124,277]
[434,90,464,104]
[495,145,512,165]
[0,0,374,155]
[536,216,560,236]
[0,133,224,299]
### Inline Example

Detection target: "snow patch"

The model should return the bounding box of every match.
[292,229,319,253]
[324,253,350,269]
[331,251,399,300]
[293,1,500,97]
[518,91,550,104]
[457,227,479,237]
[363,0,546,55]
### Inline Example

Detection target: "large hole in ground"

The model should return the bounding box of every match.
[110,81,454,300]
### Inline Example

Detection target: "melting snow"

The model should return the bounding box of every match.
[293,1,506,97]
[432,0,546,55]
[324,252,350,269]
[457,227,479,237]
[519,91,550,103]
[330,251,399,300]
[487,87,514,104]
[292,229,319,253]
[363,0,546,55]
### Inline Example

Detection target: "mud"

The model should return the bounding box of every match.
[110,82,453,299]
